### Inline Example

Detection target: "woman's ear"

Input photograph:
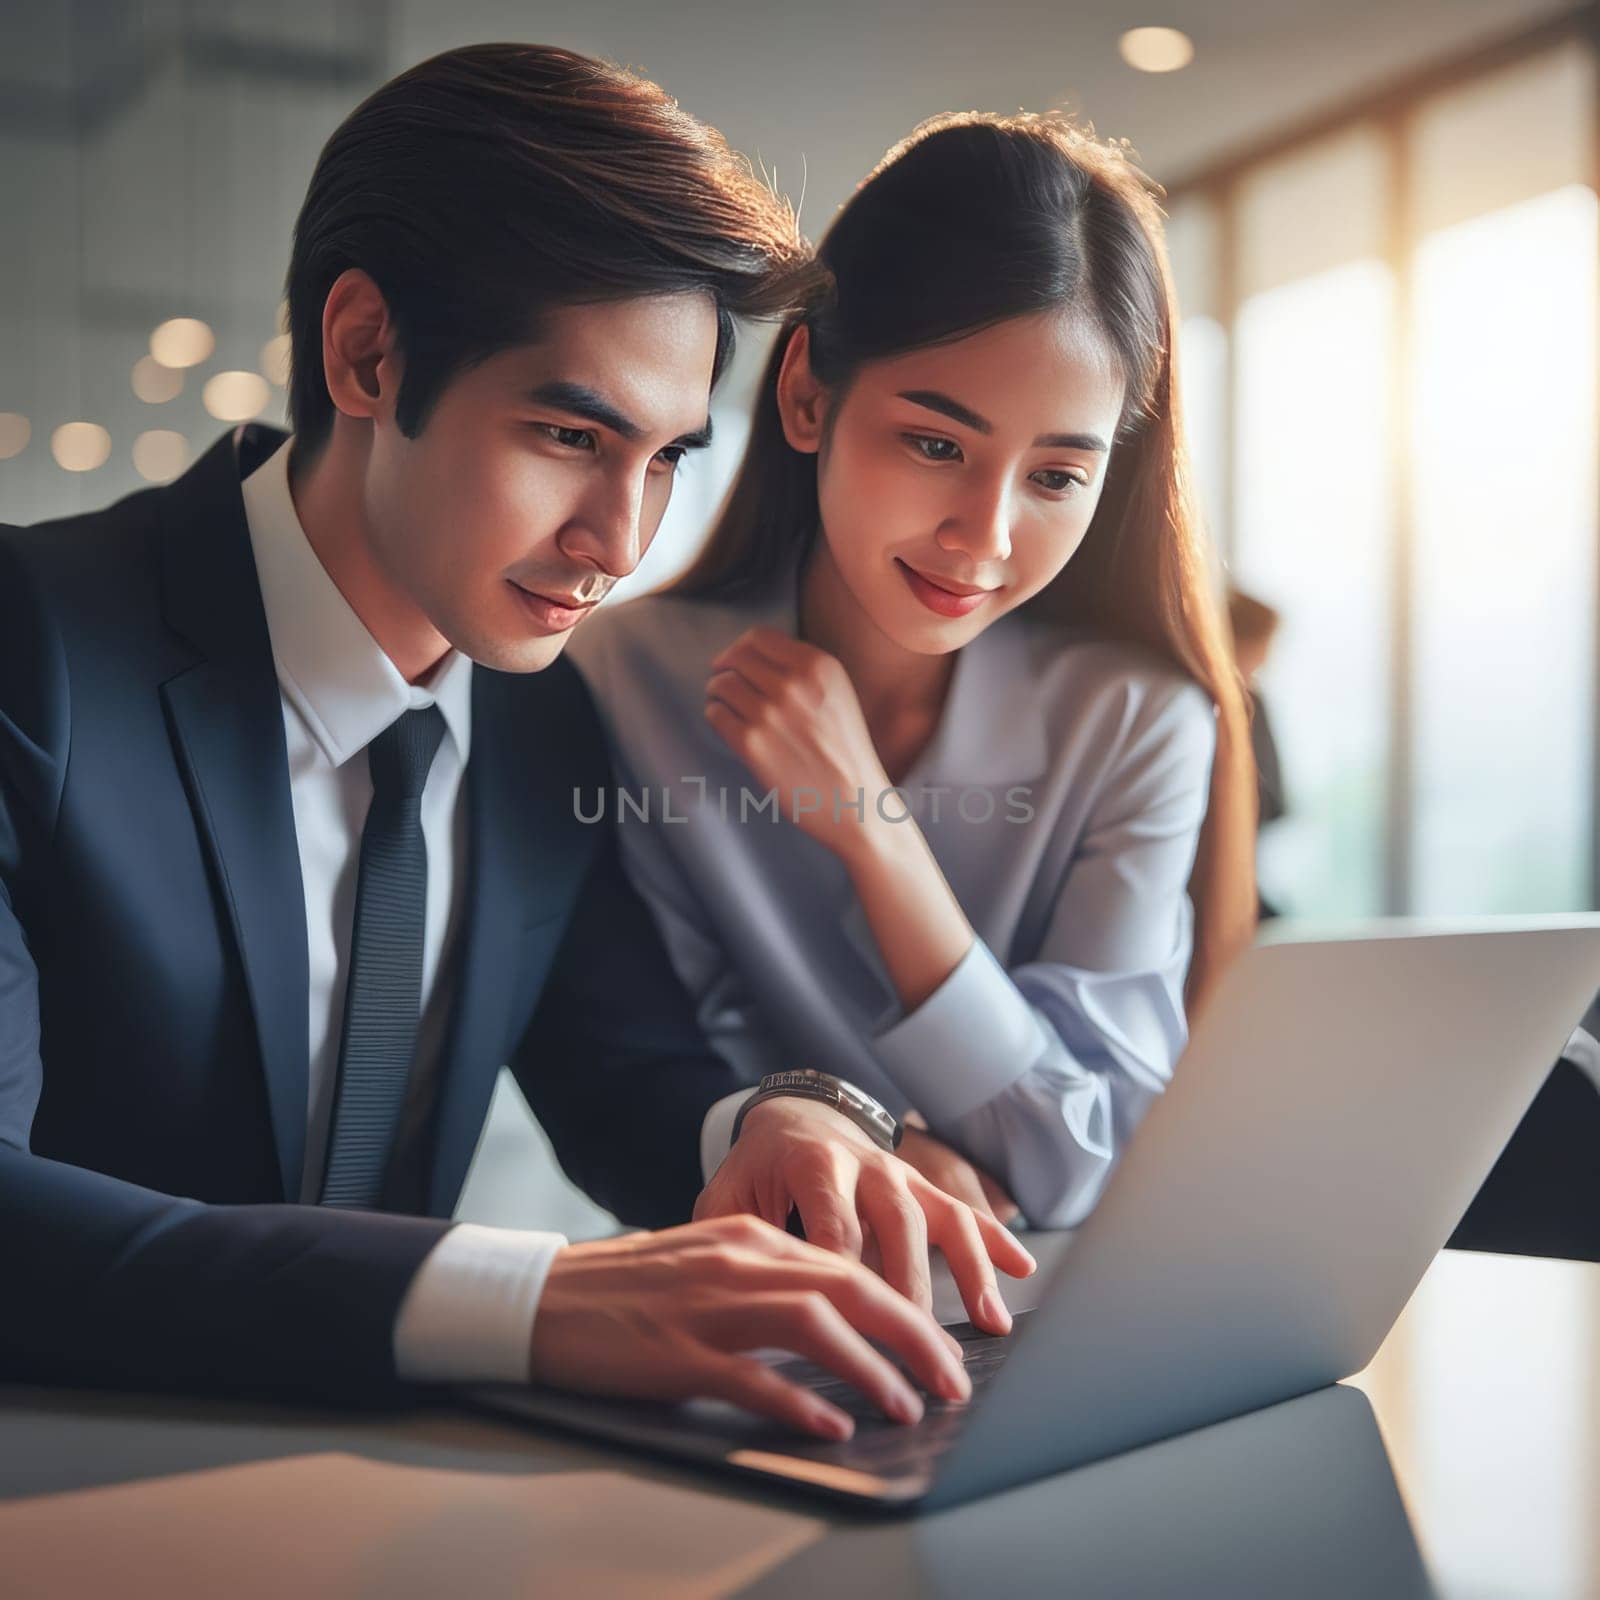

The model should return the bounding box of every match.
[320,267,401,426]
[774,323,828,455]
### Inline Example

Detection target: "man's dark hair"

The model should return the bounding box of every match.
[286,43,812,452]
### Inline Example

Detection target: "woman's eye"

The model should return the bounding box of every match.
[1031,469,1087,495]
[539,424,596,451]
[905,433,962,462]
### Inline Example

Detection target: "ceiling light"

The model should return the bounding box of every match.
[1119,26,1195,73]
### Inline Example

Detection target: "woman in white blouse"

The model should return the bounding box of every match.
[568,112,1257,1239]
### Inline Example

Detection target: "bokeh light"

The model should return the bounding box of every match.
[132,355,183,403]
[132,429,189,483]
[0,412,31,460]
[149,317,215,369]
[51,421,111,472]
[202,370,270,422]
[259,333,291,387]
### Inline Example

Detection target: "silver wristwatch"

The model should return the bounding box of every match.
[731,1068,903,1151]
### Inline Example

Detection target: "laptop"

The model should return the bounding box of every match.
[472,916,1600,1511]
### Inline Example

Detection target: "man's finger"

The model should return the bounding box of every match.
[923,1188,1009,1334]
[791,1158,864,1260]
[792,1254,971,1402]
[857,1165,934,1313]
[703,1294,925,1427]
[974,1207,1038,1278]
[694,1351,856,1440]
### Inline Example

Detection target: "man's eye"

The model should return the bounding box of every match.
[539,424,596,451]
[905,433,962,462]
[652,444,687,471]
[1031,469,1087,495]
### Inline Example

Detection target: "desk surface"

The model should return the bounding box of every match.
[3,1242,1598,1600]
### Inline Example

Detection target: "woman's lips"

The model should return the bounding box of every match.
[895,559,996,619]
[507,579,595,633]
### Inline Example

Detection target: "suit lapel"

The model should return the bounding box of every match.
[158,429,310,1202]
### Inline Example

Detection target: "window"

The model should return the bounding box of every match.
[1168,36,1600,920]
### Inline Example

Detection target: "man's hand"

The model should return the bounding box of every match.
[896,1120,1023,1227]
[529,1214,974,1441]
[694,1096,1035,1334]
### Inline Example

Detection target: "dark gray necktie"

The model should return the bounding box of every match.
[319,705,447,1209]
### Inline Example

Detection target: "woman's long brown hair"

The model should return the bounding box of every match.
[669,112,1258,1018]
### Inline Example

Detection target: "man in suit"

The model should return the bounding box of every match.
[0,44,1030,1442]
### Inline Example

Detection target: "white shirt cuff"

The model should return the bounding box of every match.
[701,1089,757,1184]
[392,1222,567,1384]
[872,939,1050,1125]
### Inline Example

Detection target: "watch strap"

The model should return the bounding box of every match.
[731,1070,902,1151]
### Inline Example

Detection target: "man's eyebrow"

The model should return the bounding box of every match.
[527,381,643,441]
[898,389,1109,452]
[529,382,712,451]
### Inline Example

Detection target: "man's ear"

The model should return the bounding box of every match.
[321,268,401,425]
[774,323,829,455]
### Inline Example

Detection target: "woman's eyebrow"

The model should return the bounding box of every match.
[898,389,1107,452]
[898,388,990,434]
[1034,430,1109,452]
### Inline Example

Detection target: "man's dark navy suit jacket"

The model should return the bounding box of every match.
[0,426,751,1402]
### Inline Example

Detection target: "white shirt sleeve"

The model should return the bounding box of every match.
[701,1088,758,1183]
[392,1223,567,1384]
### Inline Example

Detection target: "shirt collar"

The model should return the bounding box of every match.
[900,615,1050,787]
[239,435,472,769]
[758,552,1050,787]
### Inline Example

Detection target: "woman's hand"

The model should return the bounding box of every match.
[704,626,891,857]
[896,1118,1022,1226]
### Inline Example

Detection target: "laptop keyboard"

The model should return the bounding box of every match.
[760,1313,1028,1473]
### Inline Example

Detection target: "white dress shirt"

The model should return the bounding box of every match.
[569,576,1218,1230]
[240,438,563,1383]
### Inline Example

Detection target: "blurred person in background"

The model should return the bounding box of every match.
[571,113,1259,1239]
[1227,587,1286,921]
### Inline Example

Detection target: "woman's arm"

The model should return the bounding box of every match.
[704,624,1217,1231]
[863,684,1218,1228]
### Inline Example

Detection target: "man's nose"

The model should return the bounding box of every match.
[567,472,646,579]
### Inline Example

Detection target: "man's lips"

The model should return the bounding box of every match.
[507,579,598,631]
[895,559,999,618]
